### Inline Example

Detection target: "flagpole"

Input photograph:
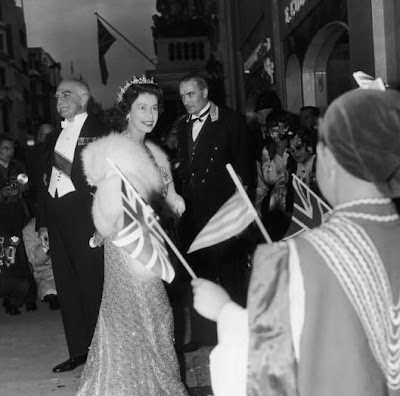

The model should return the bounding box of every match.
[95,12,156,66]
[226,164,272,244]
[106,158,197,280]
[153,222,198,280]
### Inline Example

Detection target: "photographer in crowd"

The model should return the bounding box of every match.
[0,135,36,314]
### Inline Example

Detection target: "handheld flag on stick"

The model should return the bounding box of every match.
[187,164,272,253]
[353,71,386,91]
[283,174,331,240]
[113,179,175,283]
[187,190,255,253]
[107,159,197,281]
[97,17,116,85]
[226,164,272,244]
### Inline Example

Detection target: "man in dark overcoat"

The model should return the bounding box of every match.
[176,72,255,349]
[36,79,107,372]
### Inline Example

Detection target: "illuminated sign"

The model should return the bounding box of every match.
[284,0,307,24]
[243,38,275,84]
[244,38,271,73]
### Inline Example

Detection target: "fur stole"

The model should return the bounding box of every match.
[82,132,173,237]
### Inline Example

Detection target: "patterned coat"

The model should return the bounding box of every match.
[248,200,400,396]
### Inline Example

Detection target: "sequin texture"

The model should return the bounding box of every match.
[77,238,188,395]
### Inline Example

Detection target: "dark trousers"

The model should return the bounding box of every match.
[185,238,248,346]
[47,192,104,358]
[0,202,36,307]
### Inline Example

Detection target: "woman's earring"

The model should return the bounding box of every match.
[126,115,130,121]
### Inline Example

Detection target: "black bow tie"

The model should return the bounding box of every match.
[190,107,210,124]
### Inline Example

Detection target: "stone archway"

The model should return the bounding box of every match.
[285,54,303,113]
[302,21,349,109]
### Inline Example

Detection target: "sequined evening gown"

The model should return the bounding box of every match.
[76,237,188,395]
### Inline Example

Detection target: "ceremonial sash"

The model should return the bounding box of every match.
[54,150,73,178]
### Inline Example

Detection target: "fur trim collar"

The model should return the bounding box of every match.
[81,132,170,236]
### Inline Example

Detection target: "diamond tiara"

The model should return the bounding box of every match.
[116,75,155,103]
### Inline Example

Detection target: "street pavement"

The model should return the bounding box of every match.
[0,300,213,396]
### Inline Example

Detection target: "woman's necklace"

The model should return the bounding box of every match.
[123,131,170,198]
[142,143,170,198]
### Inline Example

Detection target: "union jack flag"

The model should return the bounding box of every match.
[112,178,175,283]
[283,174,332,240]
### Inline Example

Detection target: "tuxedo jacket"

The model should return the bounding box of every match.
[176,102,255,245]
[36,114,108,230]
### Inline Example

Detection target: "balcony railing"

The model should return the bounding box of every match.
[155,36,210,70]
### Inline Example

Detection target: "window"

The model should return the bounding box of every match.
[21,60,28,74]
[0,68,5,87]
[2,104,9,133]
[6,25,14,59]
[19,30,27,48]
[23,88,30,104]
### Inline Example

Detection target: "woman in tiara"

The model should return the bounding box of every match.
[76,77,188,395]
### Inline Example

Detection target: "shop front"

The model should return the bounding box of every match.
[279,0,351,113]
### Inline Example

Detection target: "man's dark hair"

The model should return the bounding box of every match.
[266,110,300,129]
[0,134,14,146]
[296,127,318,153]
[300,106,321,118]
[179,71,208,90]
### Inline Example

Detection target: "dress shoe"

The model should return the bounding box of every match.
[44,294,60,310]
[182,341,201,353]
[8,304,21,315]
[52,355,87,373]
[25,302,37,312]
[3,299,21,315]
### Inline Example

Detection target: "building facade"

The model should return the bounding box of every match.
[28,47,62,133]
[224,0,400,118]
[0,0,29,140]
[148,0,223,128]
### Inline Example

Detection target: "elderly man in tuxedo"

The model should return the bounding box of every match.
[176,72,255,350]
[36,79,107,373]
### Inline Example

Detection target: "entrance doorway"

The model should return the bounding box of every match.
[302,22,350,110]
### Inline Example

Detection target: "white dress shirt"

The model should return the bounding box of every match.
[48,112,88,198]
[191,103,211,141]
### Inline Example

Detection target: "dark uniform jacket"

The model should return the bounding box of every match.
[176,102,255,247]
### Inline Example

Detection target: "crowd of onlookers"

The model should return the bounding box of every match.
[0,127,59,316]
[251,105,321,241]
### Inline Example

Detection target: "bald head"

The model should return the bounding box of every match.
[56,79,90,121]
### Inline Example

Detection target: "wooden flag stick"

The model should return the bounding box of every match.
[153,221,197,279]
[107,158,197,279]
[226,163,272,244]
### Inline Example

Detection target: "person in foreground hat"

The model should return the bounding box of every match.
[192,88,400,396]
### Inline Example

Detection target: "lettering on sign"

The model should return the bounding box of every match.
[284,0,306,24]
